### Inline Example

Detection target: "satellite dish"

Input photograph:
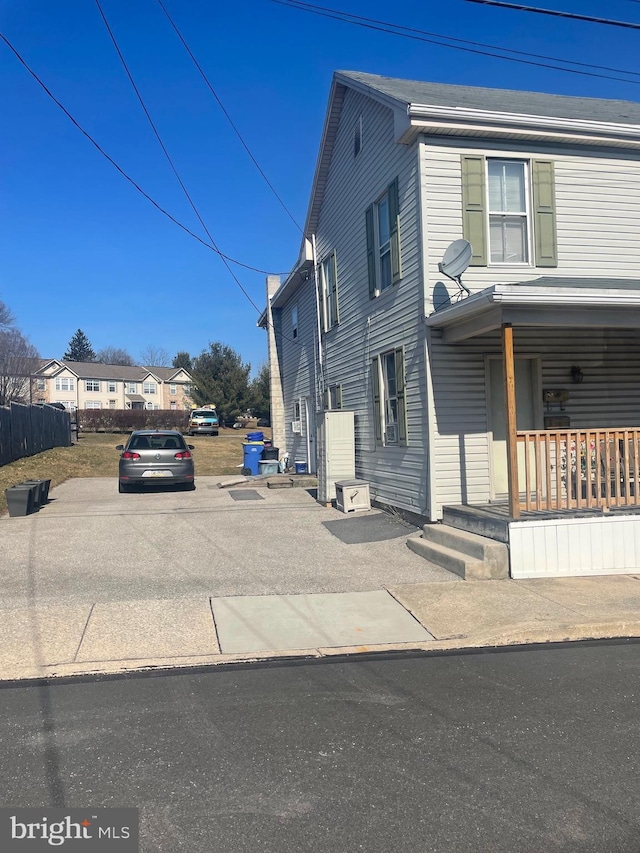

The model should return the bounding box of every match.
[439,239,472,279]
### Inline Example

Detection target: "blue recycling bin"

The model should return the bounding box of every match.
[242,442,264,476]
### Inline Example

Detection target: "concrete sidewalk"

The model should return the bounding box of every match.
[2,575,640,681]
[2,476,640,681]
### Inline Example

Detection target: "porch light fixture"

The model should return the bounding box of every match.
[571,366,584,384]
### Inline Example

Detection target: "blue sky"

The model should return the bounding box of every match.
[2,0,639,372]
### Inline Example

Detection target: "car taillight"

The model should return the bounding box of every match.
[122,451,141,460]
[174,450,192,459]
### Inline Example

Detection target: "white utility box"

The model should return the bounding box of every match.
[335,479,371,514]
[317,410,355,503]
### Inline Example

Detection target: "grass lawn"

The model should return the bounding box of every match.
[0,428,272,515]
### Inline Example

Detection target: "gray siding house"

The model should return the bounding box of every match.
[262,71,640,579]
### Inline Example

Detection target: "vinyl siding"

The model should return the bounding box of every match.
[313,88,429,514]
[422,138,640,516]
[276,279,318,468]
[430,328,640,512]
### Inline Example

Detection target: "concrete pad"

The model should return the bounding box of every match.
[390,581,579,641]
[0,604,91,669]
[75,599,219,662]
[518,576,640,617]
[211,590,434,654]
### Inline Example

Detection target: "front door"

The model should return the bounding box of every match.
[488,357,538,498]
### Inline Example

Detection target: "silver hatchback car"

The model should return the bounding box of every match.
[117,430,195,493]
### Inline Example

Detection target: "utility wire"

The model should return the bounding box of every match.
[275,0,640,79]
[272,0,640,84]
[155,0,302,233]
[94,0,264,313]
[465,0,640,32]
[0,30,286,277]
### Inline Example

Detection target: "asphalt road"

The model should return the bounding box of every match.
[1,642,640,852]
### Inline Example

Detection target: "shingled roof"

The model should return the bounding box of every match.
[339,71,640,125]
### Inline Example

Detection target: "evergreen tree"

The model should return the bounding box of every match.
[250,362,270,421]
[63,329,96,362]
[173,351,192,370]
[190,342,251,423]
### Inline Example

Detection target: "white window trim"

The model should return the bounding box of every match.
[108,381,117,393]
[375,189,392,293]
[321,253,338,332]
[85,380,100,392]
[486,158,532,266]
[143,382,157,394]
[379,351,399,446]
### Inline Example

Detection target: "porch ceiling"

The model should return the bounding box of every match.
[426,277,640,343]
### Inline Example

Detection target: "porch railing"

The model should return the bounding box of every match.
[516,429,640,511]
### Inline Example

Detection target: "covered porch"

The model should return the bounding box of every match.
[427,277,640,577]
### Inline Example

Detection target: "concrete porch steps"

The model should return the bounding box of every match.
[407,523,509,580]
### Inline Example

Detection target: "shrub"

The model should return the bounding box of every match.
[77,409,190,433]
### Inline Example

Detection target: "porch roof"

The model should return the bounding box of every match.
[425,277,640,343]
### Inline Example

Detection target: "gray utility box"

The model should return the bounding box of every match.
[335,479,371,514]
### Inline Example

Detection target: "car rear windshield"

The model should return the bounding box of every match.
[129,434,186,451]
[192,412,217,419]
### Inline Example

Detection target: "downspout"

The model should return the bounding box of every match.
[311,233,324,408]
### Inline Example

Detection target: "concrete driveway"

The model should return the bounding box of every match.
[0,477,454,609]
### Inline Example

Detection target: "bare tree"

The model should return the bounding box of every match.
[0,329,40,406]
[0,299,14,330]
[96,346,135,366]
[139,345,171,367]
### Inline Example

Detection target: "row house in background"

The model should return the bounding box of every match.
[262,70,640,580]
[32,360,193,411]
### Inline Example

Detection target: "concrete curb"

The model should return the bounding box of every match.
[3,621,639,684]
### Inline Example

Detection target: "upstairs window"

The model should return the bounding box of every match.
[55,377,74,392]
[320,252,339,331]
[127,382,137,394]
[354,115,362,157]
[461,155,557,268]
[85,380,100,392]
[170,383,177,395]
[366,178,401,298]
[143,381,156,394]
[108,381,117,393]
[292,305,298,340]
[488,160,529,264]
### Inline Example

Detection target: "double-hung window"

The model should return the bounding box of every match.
[320,253,339,331]
[371,348,408,447]
[55,377,74,392]
[37,378,46,391]
[143,381,156,395]
[85,380,100,392]
[461,155,557,267]
[85,400,101,409]
[366,178,401,299]
[323,384,343,411]
[108,381,117,393]
[127,382,137,394]
[170,383,177,396]
[488,160,529,263]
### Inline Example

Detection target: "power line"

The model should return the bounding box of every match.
[271,0,640,84]
[0,30,286,278]
[94,0,264,313]
[465,1,640,31]
[155,0,303,234]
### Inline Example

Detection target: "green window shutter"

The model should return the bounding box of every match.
[388,177,401,284]
[461,155,487,266]
[366,205,377,299]
[331,252,339,325]
[532,160,558,268]
[371,356,382,443]
[394,347,408,446]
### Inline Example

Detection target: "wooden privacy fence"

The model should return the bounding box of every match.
[516,429,640,511]
[0,402,71,467]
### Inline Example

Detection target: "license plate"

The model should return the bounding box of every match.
[142,470,172,478]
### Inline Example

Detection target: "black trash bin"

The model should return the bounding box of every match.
[262,446,279,461]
